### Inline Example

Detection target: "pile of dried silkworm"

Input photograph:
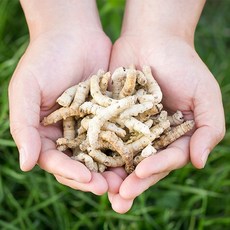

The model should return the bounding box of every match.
[42,66,194,174]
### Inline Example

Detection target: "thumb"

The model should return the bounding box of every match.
[8,64,41,171]
[190,84,225,169]
[190,125,224,169]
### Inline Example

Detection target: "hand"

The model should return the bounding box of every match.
[106,32,225,213]
[9,1,112,195]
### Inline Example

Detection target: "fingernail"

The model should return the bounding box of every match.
[201,149,210,168]
[19,147,27,170]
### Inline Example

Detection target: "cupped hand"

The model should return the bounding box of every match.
[9,26,112,195]
[106,33,225,213]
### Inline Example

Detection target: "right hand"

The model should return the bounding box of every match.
[104,0,225,212]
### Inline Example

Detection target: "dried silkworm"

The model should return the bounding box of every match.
[43,65,195,174]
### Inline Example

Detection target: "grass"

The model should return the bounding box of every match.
[0,0,230,229]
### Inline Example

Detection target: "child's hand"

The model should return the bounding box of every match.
[9,0,112,195]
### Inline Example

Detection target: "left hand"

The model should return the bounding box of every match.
[105,32,225,213]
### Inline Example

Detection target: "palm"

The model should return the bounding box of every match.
[113,36,204,114]
[33,31,111,111]
[111,34,224,135]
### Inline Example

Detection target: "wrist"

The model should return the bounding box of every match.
[121,0,206,44]
[20,0,102,38]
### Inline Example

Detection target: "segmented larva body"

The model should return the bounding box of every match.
[42,65,195,173]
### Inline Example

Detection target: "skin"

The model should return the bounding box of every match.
[9,0,112,195]
[9,0,225,213]
[106,0,225,213]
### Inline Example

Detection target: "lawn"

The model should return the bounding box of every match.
[0,1,230,229]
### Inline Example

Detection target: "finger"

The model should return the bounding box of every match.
[107,167,128,180]
[191,82,225,168]
[102,171,124,194]
[135,136,190,179]
[39,137,91,183]
[54,172,108,195]
[119,171,169,200]
[9,66,42,171]
[190,124,225,168]
[108,192,134,214]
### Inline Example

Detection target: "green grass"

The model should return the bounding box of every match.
[0,0,230,229]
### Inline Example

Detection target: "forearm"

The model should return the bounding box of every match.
[20,0,102,37]
[121,0,206,42]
